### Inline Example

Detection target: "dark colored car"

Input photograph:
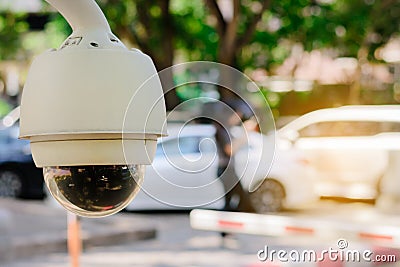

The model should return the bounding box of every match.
[0,124,45,199]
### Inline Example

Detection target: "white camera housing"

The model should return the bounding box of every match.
[19,47,166,167]
[19,0,167,217]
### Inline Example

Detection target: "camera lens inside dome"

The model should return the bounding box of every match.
[43,165,145,217]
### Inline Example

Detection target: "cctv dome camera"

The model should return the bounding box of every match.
[43,165,145,217]
[19,0,167,217]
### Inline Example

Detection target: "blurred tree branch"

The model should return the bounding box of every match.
[204,0,269,66]
[237,0,269,50]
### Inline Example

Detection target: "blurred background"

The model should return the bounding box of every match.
[0,0,399,116]
[1,0,400,266]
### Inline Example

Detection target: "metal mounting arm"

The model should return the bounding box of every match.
[45,0,111,33]
[44,0,125,50]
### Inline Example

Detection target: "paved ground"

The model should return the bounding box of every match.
[0,198,156,263]
[2,211,284,267]
[2,200,400,267]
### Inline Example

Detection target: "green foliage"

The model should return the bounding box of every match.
[1,0,399,74]
[0,10,71,60]
[253,0,400,63]
[0,12,29,60]
[173,1,218,62]
[45,13,72,40]
[21,13,71,57]
[0,98,11,117]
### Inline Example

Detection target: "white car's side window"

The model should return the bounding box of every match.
[156,137,202,157]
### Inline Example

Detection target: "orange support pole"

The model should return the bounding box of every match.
[67,212,82,267]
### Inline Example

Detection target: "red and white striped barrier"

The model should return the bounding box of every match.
[190,209,400,247]
[190,209,400,266]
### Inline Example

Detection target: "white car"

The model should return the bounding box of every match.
[237,105,400,213]
[125,123,225,211]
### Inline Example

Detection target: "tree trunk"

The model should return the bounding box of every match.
[205,0,269,102]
